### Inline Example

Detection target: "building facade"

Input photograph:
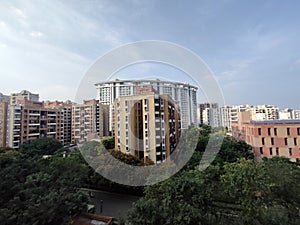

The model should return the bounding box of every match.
[0,102,8,147]
[114,93,181,164]
[0,92,10,103]
[232,112,300,162]
[71,100,109,144]
[7,100,64,149]
[45,100,74,145]
[95,79,197,130]
[10,90,39,105]
[198,103,220,128]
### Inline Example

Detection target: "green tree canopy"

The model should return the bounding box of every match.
[20,138,63,157]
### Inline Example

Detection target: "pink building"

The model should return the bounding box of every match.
[232,115,300,162]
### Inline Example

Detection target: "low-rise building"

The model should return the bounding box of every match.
[232,111,300,162]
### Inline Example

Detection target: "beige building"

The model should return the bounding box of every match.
[114,93,181,164]
[0,102,8,147]
[8,99,64,149]
[71,100,109,144]
[10,90,39,105]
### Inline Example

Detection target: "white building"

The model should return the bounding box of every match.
[292,109,300,120]
[220,105,250,130]
[198,103,220,128]
[279,108,293,120]
[95,79,198,131]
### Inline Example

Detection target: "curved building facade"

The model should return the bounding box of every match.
[95,79,198,130]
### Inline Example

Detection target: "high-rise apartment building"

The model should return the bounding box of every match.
[114,93,181,164]
[10,90,39,105]
[198,103,220,128]
[95,79,197,130]
[249,105,279,121]
[0,102,8,147]
[292,109,300,120]
[7,100,64,149]
[220,105,249,130]
[45,100,73,145]
[0,93,10,103]
[220,104,279,131]
[71,100,109,144]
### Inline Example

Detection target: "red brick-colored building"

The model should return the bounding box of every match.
[232,112,300,162]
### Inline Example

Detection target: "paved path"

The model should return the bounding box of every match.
[83,188,141,219]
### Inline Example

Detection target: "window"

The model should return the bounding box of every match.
[271,138,274,145]
[276,148,279,156]
[258,128,261,135]
[269,147,273,155]
[297,128,300,135]
[274,128,277,136]
[289,148,292,156]
[294,138,297,146]
[284,138,288,145]
[287,128,290,136]
[268,128,271,136]
[262,137,265,145]
[260,147,263,155]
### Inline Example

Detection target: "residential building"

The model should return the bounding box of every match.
[220,105,250,130]
[7,99,64,149]
[0,102,8,147]
[198,103,220,127]
[10,90,39,105]
[0,92,10,103]
[292,109,300,120]
[114,93,181,164]
[249,105,279,121]
[45,100,73,145]
[95,79,197,130]
[71,100,109,144]
[232,111,300,162]
[279,108,293,120]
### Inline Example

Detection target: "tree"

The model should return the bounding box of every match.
[20,138,63,157]
[0,150,89,225]
[101,137,115,150]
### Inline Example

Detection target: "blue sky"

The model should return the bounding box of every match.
[0,0,299,108]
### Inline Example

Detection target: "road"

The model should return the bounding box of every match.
[83,188,141,219]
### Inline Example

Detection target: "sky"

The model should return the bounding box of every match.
[0,0,300,108]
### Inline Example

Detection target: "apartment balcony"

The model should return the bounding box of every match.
[48,123,57,126]
[29,113,40,116]
[47,131,56,135]
[28,123,40,127]
[28,133,40,136]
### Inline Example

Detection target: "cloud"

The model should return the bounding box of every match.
[0,0,127,101]
[29,31,43,38]
[295,58,300,65]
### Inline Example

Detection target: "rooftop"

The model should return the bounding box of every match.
[250,120,300,124]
